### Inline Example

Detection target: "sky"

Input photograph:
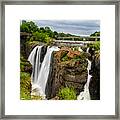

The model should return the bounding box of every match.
[33,20,100,36]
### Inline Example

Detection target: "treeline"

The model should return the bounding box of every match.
[20,20,78,44]
[90,31,100,37]
[20,20,100,43]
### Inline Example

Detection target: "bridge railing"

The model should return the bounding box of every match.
[53,40,97,46]
[56,36,100,41]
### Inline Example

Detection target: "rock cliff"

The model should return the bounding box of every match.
[45,47,89,99]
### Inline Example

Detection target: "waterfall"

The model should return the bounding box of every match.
[77,47,92,100]
[78,47,83,52]
[36,46,59,97]
[28,46,59,99]
[28,46,43,84]
[86,47,89,53]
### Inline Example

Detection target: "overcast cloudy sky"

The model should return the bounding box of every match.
[33,20,100,36]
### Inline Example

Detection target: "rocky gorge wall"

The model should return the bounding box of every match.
[20,41,100,100]
[45,46,100,100]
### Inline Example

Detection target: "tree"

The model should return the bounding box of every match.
[90,31,100,37]
[20,21,39,33]
[45,27,50,31]
[40,27,45,32]
[31,31,52,44]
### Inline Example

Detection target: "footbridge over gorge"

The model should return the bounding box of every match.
[20,32,100,46]
[53,36,100,46]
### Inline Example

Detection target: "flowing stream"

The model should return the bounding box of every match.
[28,46,59,99]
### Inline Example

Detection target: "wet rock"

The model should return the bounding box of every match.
[89,51,100,100]
[40,45,48,63]
[45,52,55,99]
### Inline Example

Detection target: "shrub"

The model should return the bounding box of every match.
[58,87,77,100]
[87,41,100,51]
[20,72,31,100]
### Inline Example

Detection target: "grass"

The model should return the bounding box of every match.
[87,41,100,51]
[20,72,31,100]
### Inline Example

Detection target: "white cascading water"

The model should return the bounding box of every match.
[77,47,92,100]
[86,47,89,53]
[28,46,43,84]
[78,47,83,52]
[28,46,59,99]
[36,46,59,97]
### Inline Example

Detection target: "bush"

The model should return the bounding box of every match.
[58,87,77,100]
[31,32,50,43]
[87,41,100,51]
[20,60,32,73]
[20,72,31,100]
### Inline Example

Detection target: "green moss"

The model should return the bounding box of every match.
[20,56,27,62]
[60,51,69,62]
[20,64,25,72]
[61,55,69,62]
[20,58,32,72]
[58,87,77,100]
[20,72,31,100]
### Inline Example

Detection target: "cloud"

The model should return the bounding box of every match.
[33,20,100,36]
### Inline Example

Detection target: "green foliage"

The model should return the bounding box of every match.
[20,20,39,33]
[30,31,50,43]
[90,31,100,37]
[31,95,43,100]
[20,20,54,45]
[20,56,27,62]
[72,55,81,61]
[26,41,40,50]
[57,32,76,38]
[20,64,25,72]
[60,51,69,61]
[58,87,77,100]
[54,31,58,38]
[20,57,32,72]
[20,72,31,100]
[87,41,100,51]
[61,55,69,62]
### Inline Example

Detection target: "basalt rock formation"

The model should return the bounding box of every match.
[45,47,89,99]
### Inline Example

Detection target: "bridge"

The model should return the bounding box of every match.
[20,32,100,46]
[53,40,97,46]
[54,36,100,46]
[56,36,100,41]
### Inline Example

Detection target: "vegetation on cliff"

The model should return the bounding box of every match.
[58,87,77,100]
[20,72,31,100]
